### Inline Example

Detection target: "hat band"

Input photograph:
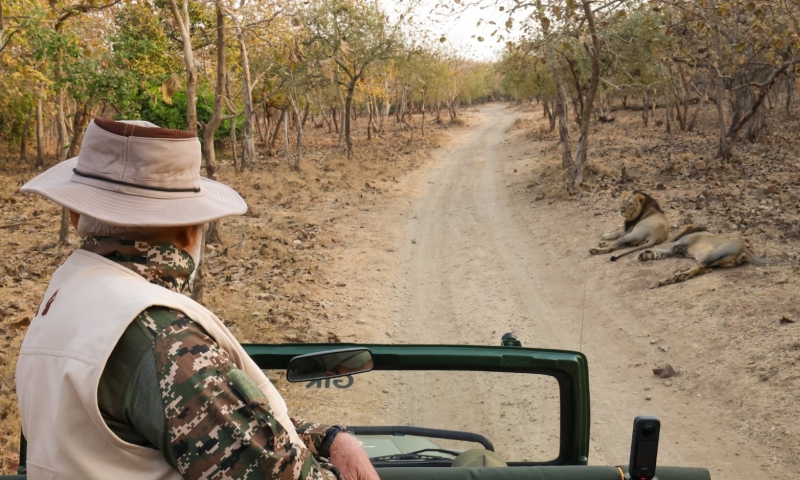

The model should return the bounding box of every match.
[72,169,201,193]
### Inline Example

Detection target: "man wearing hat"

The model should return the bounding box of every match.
[16,118,379,480]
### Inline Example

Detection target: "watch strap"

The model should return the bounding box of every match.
[319,425,351,459]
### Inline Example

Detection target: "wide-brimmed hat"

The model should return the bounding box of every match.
[21,118,247,227]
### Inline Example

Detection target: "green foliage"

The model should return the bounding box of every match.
[138,90,240,140]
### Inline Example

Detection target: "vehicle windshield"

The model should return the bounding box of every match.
[267,368,561,463]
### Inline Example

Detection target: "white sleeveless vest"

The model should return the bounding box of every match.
[17,250,304,479]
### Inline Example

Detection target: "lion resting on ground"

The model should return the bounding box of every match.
[590,190,670,261]
[638,225,766,287]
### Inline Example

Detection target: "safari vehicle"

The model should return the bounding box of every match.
[6,335,711,480]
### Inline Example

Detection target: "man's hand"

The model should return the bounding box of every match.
[328,432,380,480]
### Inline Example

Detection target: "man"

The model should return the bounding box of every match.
[17,118,380,480]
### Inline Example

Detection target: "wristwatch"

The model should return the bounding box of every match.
[319,425,352,459]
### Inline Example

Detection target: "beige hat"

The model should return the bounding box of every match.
[21,118,247,227]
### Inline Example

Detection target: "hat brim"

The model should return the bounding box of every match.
[21,158,248,227]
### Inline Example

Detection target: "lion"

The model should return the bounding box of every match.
[638,225,766,287]
[590,190,670,261]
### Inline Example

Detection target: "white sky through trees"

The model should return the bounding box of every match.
[381,0,523,61]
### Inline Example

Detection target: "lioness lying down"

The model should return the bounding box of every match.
[638,225,766,288]
[590,190,670,261]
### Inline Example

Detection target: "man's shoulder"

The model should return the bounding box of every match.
[106,306,189,370]
[135,306,188,339]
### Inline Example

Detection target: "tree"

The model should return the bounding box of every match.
[303,0,404,159]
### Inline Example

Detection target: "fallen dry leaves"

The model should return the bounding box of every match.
[515,102,800,468]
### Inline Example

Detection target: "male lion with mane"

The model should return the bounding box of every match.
[638,225,766,287]
[590,190,670,261]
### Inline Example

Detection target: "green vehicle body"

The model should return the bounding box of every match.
[6,341,711,479]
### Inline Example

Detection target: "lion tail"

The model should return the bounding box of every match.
[742,247,767,266]
[610,239,659,262]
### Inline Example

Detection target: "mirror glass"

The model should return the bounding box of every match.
[287,348,374,382]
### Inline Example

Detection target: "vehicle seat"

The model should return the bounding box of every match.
[451,449,508,468]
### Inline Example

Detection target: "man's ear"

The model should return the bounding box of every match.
[177,224,203,250]
[69,211,80,230]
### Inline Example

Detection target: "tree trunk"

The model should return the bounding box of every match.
[201,6,225,182]
[344,81,356,159]
[301,96,311,129]
[421,88,427,137]
[663,88,671,134]
[596,92,607,119]
[745,101,765,143]
[555,66,573,170]
[288,95,305,171]
[36,95,44,168]
[230,112,238,168]
[255,107,265,143]
[396,87,405,123]
[322,106,332,133]
[203,9,227,247]
[711,1,730,160]
[678,70,690,131]
[401,110,414,145]
[234,19,256,172]
[371,96,379,134]
[366,95,373,140]
[55,46,69,163]
[19,104,32,163]
[282,109,291,167]
[336,81,346,149]
[572,0,601,187]
[263,104,272,151]
[55,36,71,243]
[191,227,206,303]
[726,79,747,139]
[686,85,706,132]
[169,0,198,132]
[269,107,286,154]
[641,92,650,126]
[380,80,391,133]
[66,103,90,159]
[725,64,789,157]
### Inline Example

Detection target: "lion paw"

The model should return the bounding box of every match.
[597,241,609,248]
[659,270,690,287]
[638,251,655,262]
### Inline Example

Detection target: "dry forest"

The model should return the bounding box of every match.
[1,0,800,473]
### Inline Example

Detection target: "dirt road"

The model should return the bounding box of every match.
[329,104,788,477]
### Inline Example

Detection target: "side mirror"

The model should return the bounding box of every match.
[286,348,374,382]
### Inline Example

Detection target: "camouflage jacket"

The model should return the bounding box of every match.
[85,237,337,480]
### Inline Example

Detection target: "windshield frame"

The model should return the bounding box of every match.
[245,342,590,466]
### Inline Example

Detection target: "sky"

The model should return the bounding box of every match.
[382,0,527,62]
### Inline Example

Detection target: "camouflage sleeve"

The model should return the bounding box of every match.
[291,419,332,456]
[153,315,337,479]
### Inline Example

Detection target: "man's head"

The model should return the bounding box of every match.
[22,118,247,256]
[68,211,206,264]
